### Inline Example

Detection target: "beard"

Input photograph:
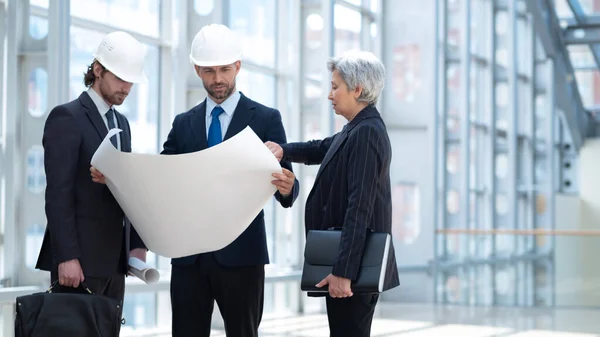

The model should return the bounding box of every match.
[99,84,128,106]
[205,80,235,101]
[104,93,127,106]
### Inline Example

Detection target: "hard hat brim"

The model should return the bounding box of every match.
[114,70,148,84]
[189,54,242,67]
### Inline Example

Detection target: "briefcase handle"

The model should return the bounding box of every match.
[327,226,375,233]
[46,280,94,294]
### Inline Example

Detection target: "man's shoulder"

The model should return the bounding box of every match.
[240,94,279,118]
[48,96,84,118]
[174,104,203,122]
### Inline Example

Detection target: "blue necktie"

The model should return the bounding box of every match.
[207,106,225,147]
[105,108,118,148]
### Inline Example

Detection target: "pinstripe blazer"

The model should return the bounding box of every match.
[281,105,399,292]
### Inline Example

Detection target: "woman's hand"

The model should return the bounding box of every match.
[316,273,353,298]
[90,166,106,184]
[265,141,283,162]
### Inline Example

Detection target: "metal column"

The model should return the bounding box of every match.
[546,58,556,307]
[488,0,497,306]
[433,0,446,305]
[0,0,6,260]
[47,0,70,108]
[4,0,24,287]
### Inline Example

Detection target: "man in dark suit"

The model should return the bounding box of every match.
[36,31,148,306]
[266,50,399,337]
[163,24,299,337]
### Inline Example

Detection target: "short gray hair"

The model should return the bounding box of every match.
[327,50,385,105]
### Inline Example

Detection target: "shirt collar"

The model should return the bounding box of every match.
[87,87,112,115]
[205,90,241,117]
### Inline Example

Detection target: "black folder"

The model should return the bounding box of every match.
[300,229,391,294]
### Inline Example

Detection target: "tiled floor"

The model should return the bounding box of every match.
[121,303,600,336]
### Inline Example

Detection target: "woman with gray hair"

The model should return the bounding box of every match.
[266,50,399,337]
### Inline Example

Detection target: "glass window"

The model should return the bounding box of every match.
[333,113,346,132]
[119,44,160,154]
[496,193,509,215]
[29,0,48,8]
[447,144,460,174]
[391,183,421,245]
[304,13,325,82]
[237,69,276,108]
[334,5,361,56]
[69,27,105,101]
[344,0,362,6]
[25,224,45,270]
[26,145,45,194]
[122,293,157,329]
[575,70,598,107]
[29,15,48,40]
[394,43,424,103]
[447,190,460,214]
[194,0,214,16]
[567,45,596,69]
[70,0,160,37]
[496,154,508,179]
[28,68,48,118]
[229,0,276,68]
[303,81,325,140]
[369,22,377,52]
[370,0,378,12]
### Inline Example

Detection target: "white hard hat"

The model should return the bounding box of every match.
[189,24,243,67]
[93,31,148,84]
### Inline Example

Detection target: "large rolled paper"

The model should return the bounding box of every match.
[91,126,281,258]
[128,257,160,284]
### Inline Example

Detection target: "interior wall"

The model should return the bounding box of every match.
[554,193,583,306]
[567,138,600,306]
[381,0,435,303]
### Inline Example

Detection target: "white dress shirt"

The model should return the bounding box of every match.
[205,90,241,141]
[87,87,121,150]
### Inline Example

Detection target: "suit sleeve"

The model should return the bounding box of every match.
[332,125,384,280]
[127,216,146,250]
[266,109,299,208]
[281,136,335,165]
[119,118,147,251]
[43,106,82,264]
[161,115,180,155]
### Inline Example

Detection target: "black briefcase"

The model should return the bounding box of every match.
[15,281,123,337]
[300,228,392,294]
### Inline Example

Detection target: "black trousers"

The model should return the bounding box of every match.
[170,253,265,337]
[326,293,379,337]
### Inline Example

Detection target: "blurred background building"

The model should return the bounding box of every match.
[2,0,600,336]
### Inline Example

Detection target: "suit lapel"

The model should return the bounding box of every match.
[315,128,348,179]
[80,92,108,141]
[306,129,348,202]
[190,100,208,150]
[224,93,255,141]
[114,110,131,152]
[315,106,381,176]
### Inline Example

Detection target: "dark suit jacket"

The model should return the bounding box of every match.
[161,92,299,267]
[36,91,146,278]
[281,105,399,292]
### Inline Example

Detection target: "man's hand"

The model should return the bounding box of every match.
[265,141,283,162]
[129,248,147,263]
[58,259,85,288]
[272,168,295,196]
[316,273,353,298]
[90,166,106,184]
